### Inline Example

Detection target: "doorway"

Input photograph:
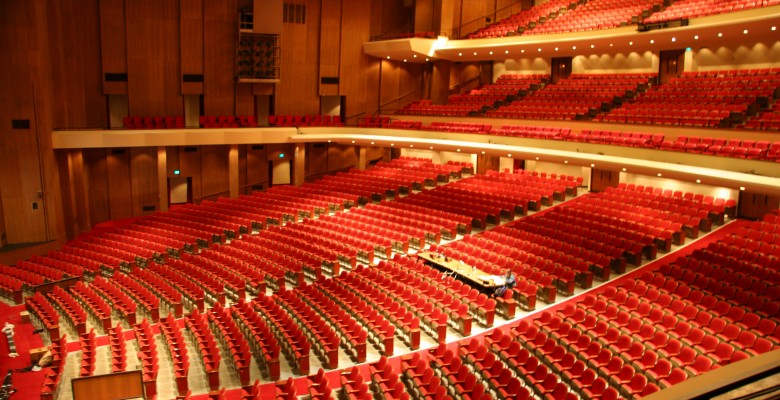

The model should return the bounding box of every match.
[168,176,192,206]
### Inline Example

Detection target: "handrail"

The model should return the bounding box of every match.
[449,0,526,39]
[449,75,482,94]
[379,89,419,110]
[343,111,367,125]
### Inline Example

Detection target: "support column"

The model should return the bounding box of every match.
[229,145,239,198]
[356,146,367,170]
[157,147,168,212]
[293,143,306,186]
[431,60,451,105]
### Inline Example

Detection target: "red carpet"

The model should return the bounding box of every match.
[0,302,45,399]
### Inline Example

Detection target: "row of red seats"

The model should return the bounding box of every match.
[659,135,780,161]
[201,246,269,294]
[168,256,229,306]
[275,285,341,369]
[185,308,222,391]
[134,318,159,398]
[0,263,46,288]
[11,260,64,283]
[644,0,779,23]
[468,0,573,38]
[148,262,205,312]
[0,274,23,304]
[525,0,666,35]
[238,233,325,284]
[25,292,60,339]
[131,267,184,318]
[109,324,128,373]
[40,335,68,400]
[159,314,190,396]
[208,306,252,386]
[270,114,343,127]
[113,272,161,322]
[123,115,185,129]
[231,301,282,381]
[92,276,138,325]
[252,294,312,375]
[70,281,112,333]
[47,286,87,336]
[187,249,252,300]
[26,255,85,278]
[200,115,256,128]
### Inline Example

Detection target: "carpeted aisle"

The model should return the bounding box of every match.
[0,302,45,399]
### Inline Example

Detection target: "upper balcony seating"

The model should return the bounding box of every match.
[643,0,779,24]
[397,74,548,116]
[123,115,185,129]
[200,115,257,128]
[524,0,667,35]
[744,99,780,131]
[468,0,576,38]
[600,69,780,127]
[270,114,343,127]
[488,73,656,121]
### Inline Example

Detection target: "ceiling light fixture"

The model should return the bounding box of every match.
[386,56,390,59]
[458,52,462,56]
[718,32,723,37]
[650,39,654,44]
[456,149,461,152]
[696,179,701,183]
[505,50,509,54]
[740,186,746,191]
[622,167,626,172]
[657,173,662,177]
[590,44,595,48]
[743,29,748,34]
[694,35,699,40]
[507,154,512,157]
[671,37,676,42]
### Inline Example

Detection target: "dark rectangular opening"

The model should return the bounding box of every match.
[184,147,198,152]
[182,74,204,83]
[321,77,339,85]
[251,145,265,150]
[142,205,156,211]
[111,149,126,155]
[11,120,30,129]
[104,73,128,82]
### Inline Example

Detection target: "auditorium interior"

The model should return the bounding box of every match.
[1,0,780,399]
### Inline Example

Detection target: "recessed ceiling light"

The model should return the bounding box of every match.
[328,140,332,143]
[413,54,417,58]
[694,35,699,40]
[458,52,462,56]
[537,48,542,52]
[351,140,355,143]
[386,56,390,59]
[772,26,777,31]
[564,160,568,164]
[590,44,595,48]
[650,39,654,44]
[609,43,613,47]
[429,146,433,149]
[390,143,394,146]
[456,149,461,152]
[554,47,558,51]
[481,151,485,154]
[671,37,676,42]
[507,154,512,157]
[590,163,595,168]
[409,144,413,148]
[572,46,577,50]
[695,179,701,183]
[743,29,748,34]
[473,52,477,56]
[425,58,429,61]
[622,167,626,172]
[521,49,525,53]
[718,32,723,37]
[535,157,539,160]
[505,50,509,54]
[657,173,662,177]
[740,186,746,191]
[629,41,633,45]
[489,51,493,55]
[403,59,407,62]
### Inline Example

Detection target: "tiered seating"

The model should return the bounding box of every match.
[134,318,159,397]
[168,255,231,306]
[490,124,571,140]
[275,285,341,369]
[113,273,161,322]
[0,273,23,304]
[490,73,655,120]
[644,0,779,24]
[131,267,184,317]
[208,306,252,385]
[525,0,667,35]
[185,308,221,391]
[47,286,87,336]
[358,116,391,127]
[243,228,343,279]
[368,356,411,399]
[744,99,780,131]
[70,281,112,333]
[109,324,128,373]
[252,294,312,375]
[184,248,254,300]
[123,115,185,129]
[79,329,97,376]
[660,135,780,161]
[7,261,65,283]
[92,276,138,325]
[568,129,663,148]
[335,265,424,349]
[25,292,60,339]
[159,314,190,396]
[148,262,206,312]
[306,368,335,399]
[232,301,282,381]
[0,264,47,288]
[200,115,257,128]
[270,114,343,127]
[419,121,493,133]
[601,69,780,127]
[468,0,575,38]
[315,277,396,356]
[25,254,87,279]
[397,75,548,116]
[376,256,475,336]
[40,335,68,400]
[66,239,136,274]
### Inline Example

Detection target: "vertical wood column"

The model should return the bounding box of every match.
[431,60,451,104]
[157,147,168,211]
[229,145,239,198]
[320,0,341,95]
[181,0,204,95]
[99,0,129,94]
[356,146,367,170]
[68,150,91,235]
[293,143,306,186]
[0,185,6,248]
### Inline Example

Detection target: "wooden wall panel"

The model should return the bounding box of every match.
[107,149,133,220]
[84,148,111,226]
[130,147,160,216]
[253,0,283,34]
[327,144,357,171]
[200,145,230,202]
[163,0,182,115]
[339,0,380,120]
[319,0,341,95]
[379,61,424,113]
[370,0,412,38]
[276,0,321,114]
[414,0,434,33]
[235,82,255,116]
[306,143,330,176]
[203,0,237,116]
[48,0,106,129]
[180,0,204,95]
[457,0,486,37]
[65,151,90,235]
[100,0,128,94]
[245,144,269,192]
[179,147,203,201]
